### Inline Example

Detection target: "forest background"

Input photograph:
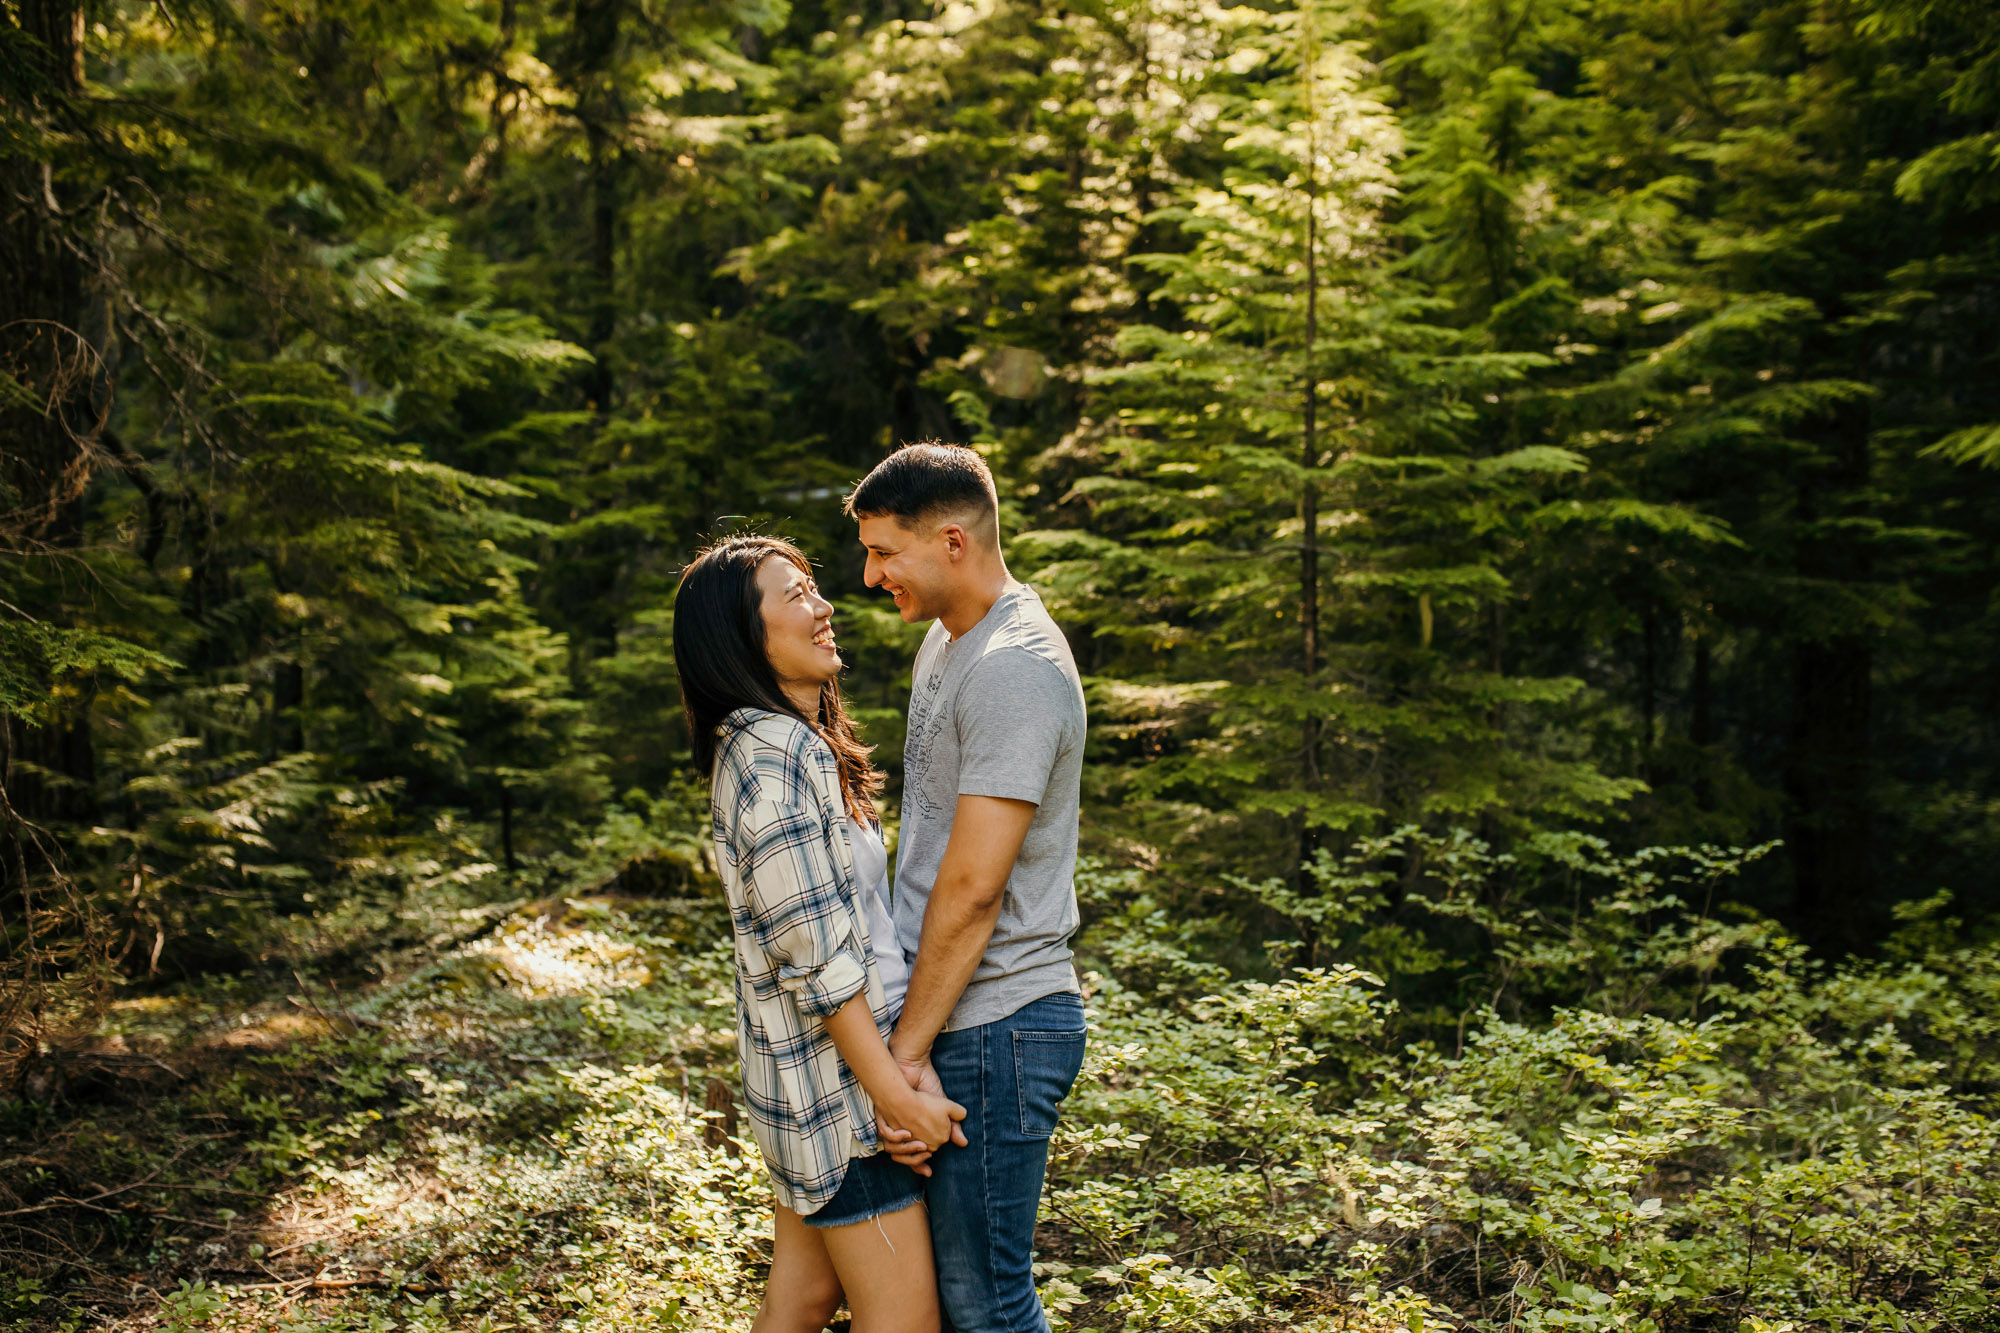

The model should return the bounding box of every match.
[4,0,2000,1328]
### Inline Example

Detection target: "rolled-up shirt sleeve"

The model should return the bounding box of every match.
[736,797,868,1018]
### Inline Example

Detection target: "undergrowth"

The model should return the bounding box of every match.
[3,833,1997,1333]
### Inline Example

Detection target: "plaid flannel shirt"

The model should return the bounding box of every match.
[712,707,893,1215]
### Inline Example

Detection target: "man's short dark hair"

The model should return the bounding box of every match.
[844,441,999,536]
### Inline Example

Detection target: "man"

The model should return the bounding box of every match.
[846,442,1089,1333]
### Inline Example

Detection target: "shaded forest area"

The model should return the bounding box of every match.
[4,0,2000,1328]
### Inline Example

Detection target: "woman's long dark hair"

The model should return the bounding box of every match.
[673,535,882,822]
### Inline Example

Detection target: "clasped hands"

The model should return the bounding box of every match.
[876,1053,967,1176]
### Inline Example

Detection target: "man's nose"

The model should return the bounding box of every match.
[863,556,882,588]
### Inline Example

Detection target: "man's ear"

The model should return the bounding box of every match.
[939,522,969,561]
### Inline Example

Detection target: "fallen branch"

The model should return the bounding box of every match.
[226,1275,444,1294]
[0,1143,195,1218]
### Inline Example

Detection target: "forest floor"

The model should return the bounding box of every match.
[13,862,1996,1333]
[2,890,898,1333]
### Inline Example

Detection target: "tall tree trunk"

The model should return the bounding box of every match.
[2,0,103,839]
[273,660,306,754]
[1785,641,1872,948]
[1691,633,1714,811]
[500,782,518,874]
[1297,112,1322,906]
[485,0,519,182]
[585,120,617,413]
[2,709,96,825]
[3,1,93,546]
[1301,164,1321,777]
[1784,396,1874,953]
[1641,605,1658,782]
[568,0,624,416]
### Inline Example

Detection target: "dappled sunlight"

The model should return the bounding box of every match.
[458,920,653,1001]
[32,854,1996,1333]
[44,899,772,1333]
[8,0,2000,1328]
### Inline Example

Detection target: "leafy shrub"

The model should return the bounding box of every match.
[19,838,1995,1333]
[1046,841,2000,1332]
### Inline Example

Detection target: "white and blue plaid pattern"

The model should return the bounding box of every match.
[712,708,894,1215]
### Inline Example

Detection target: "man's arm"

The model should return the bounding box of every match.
[888,793,1037,1064]
[824,991,965,1149]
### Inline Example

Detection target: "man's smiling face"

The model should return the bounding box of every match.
[857,513,953,624]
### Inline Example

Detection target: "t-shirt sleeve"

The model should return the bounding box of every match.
[956,648,1076,806]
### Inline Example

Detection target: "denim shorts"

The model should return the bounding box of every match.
[802,1150,925,1229]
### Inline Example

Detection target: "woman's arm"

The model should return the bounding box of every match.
[727,769,966,1153]
[735,794,872,1018]
[824,994,965,1150]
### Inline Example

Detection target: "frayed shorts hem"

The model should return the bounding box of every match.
[799,1151,925,1229]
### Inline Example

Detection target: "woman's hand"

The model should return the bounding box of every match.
[877,1121,934,1172]
[824,992,967,1172]
[882,1085,967,1154]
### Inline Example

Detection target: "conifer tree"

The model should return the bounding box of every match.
[1016,0,1636,886]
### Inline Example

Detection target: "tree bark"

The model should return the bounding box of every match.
[2,0,94,547]
[1297,108,1322,905]
[1784,395,1874,953]
[500,782,518,874]
[1641,605,1658,781]
[566,0,624,416]
[2,0,103,837]
[1785,640,1873,950]
[2,708,96,825]
[1691,632,1714,811]
[273,660,305,754]
[1301,156,1321,780]
[585,121,617,413]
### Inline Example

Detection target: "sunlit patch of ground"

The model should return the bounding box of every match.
[457,918,654,999]
[6,897,775,1333]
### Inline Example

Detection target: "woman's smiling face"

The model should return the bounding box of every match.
[756,554,840,705]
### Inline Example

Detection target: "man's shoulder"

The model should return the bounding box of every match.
[962,599,1084,719]
[967,636,1076,691]
[979,587,1077,672]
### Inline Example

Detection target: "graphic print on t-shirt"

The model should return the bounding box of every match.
[903,637,953,818]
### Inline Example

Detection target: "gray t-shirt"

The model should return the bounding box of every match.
[894,583,1086,1031]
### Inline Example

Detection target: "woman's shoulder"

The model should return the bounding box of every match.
[715,709,831,809]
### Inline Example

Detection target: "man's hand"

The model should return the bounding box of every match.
[876,1055,968,1175]
[900,1055,969,1149]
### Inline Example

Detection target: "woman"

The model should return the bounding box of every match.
[673,534,963,1333]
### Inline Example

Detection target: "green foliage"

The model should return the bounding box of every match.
[15,844,1991,1331]
[1048,847,2000,1332]
[6,0,2000,1326]
[0,624,171,720]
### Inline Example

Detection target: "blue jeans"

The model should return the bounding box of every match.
[926,991,1088,1333]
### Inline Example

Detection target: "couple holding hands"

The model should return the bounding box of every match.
[673,443,1089,1333]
